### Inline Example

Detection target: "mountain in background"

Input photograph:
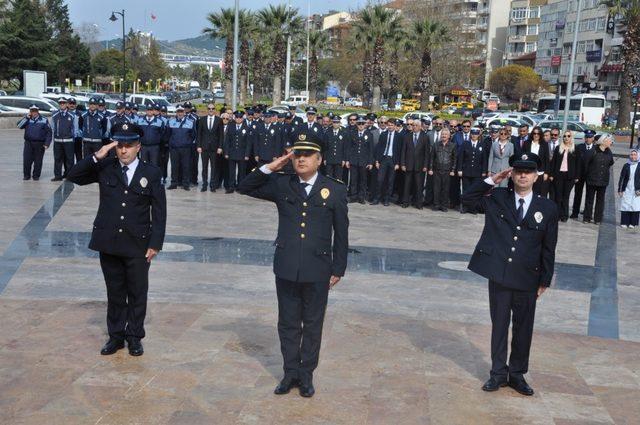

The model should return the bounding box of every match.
[92,34,224,57]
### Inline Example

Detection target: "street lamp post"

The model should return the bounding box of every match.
[562,0,583,132]
[232,0,239,110]
[109,10,126,101]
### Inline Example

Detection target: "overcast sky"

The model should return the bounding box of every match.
[66,0,366,41]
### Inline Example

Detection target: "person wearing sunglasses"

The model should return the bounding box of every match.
[195,104,225,192]
[462,152,558,397]
[584,135,615,224]
[571,129,597,218]
[450,120,471,209]
[237,137,349,398]
[345,116,374,203]
[525,127,550,196]
[487,128,514,188]
[549,131,580,221]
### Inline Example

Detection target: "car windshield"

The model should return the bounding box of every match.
[151,98,170,107]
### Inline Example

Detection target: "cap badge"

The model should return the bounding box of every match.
[321,188,330,199]
[300,134,307,141]
[521,154,528,160]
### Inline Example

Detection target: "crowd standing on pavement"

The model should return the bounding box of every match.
[18,97,626,226]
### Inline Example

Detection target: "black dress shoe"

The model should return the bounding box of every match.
[481,376,508,392]
[167,184,178,190]
[127,338,144,356]
[32,177,39,181]
[225,189,234,194]
[370,200,379,205]
[51,177,63,181]
[209,187,216,192]
[100,338,125,355]
[200,186,207,192]
[383,201,390,206]
[401,203,409,208]
[183,185,191,191]
[299,382,315,398]
[274,377,300,395]
[569,214,579,219]
[23,176,31,180]
[508,377,534,396]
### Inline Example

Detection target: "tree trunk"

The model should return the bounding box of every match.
[617,15,640,128]
[273,76,282,105]
[617,76,633,129]
[309,54,318,104]
[372,86,381,112]
[239,74,247,106]
[224,79,232,106]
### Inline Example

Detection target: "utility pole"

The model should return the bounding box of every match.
[562,0,582,132]
[305,0,310,98]
[232,0,240,110]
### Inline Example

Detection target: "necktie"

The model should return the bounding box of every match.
[208,117,213,130]
[122,165,129,186]
[517,198,525,223]
[237,125,240,131]
[334,130,338,136]
[359,132,363,138]
[385,133,392,156]
[413,133,418,146]
[299,181,309,198]
[472,142,476,149]
[465,134,469,142]
[520,138,524,148]
[435,132,439,143]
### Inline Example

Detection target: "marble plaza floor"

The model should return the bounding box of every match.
[0,129,639,425]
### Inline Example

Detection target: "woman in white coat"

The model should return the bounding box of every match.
[487,127,514,188]
[618,149,640,228]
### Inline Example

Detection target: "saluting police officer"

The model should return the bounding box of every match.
[66,122,167,357]
[237,136,349,398]
[462,152,559,396]
[17,105,52,180]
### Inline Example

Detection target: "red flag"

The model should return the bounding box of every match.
[151,13,157,21]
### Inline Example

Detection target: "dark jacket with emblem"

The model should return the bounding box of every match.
[346,129,374,166]
[462,181,559,291]
[323,127,350,164]
[237,169,349,283]
[66,156,167,258]
[223,122,252,160]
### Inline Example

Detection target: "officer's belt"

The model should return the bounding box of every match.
[83,138,102,142]
[54,138,74,142]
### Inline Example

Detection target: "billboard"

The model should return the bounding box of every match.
[23,70,47,98]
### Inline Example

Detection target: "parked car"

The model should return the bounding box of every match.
[268,105,306,120]
[0,90,7,96]
[402,111,434,122]
[0,96,58,112]
[484,117,524,136]
[128,94,176,113]
[201,91,215,104]
[474,112,501,127]
[344,97,363,107]
[537,120,611,144]
[0,104,29,115]
[282,95,308,107]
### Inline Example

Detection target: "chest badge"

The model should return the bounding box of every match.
[339,135,342,140]
[479,147,483,151]
[534,211,543,223]
[321,188,330,199]
[364,135,368,140]
[242,129,246,134]
[140,177,148,188]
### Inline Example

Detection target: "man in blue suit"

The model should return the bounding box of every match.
[372,119,402,206]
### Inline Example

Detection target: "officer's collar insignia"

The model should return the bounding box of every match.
[534,211,543,223]
[521,154,528,160]
[321,188,330,199]
[140,177,148,188]
[122,124,129,131]
[300,134,307,141]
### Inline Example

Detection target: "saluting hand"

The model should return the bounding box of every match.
[492,167,512,185]
[95,141,118,160]
[329,275,341,289]
[266,151,295,172]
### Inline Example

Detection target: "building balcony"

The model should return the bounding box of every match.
[508,35,527,43]
[477,22,488,31]
[510,17,529,25]
[478,7,490,15]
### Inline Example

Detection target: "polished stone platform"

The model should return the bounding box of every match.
[1,130,639,424]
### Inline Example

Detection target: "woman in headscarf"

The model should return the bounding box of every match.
[617,149,640,228]
[584,135,615,224]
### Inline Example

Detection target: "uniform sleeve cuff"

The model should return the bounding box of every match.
[259,164,273,174]
[484,176,496,185]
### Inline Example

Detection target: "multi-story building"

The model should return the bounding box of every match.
[535,0,623,106]
[504,0,548,65]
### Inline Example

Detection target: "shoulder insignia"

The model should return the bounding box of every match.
[324,175,345,185]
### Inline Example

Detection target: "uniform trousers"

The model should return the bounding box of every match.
[489,280,537,379]
[376,157,396,202]
[23,140,45,179]
[462,176,483,211]
[450,175,462,207]
[190,145,199,184]
[140,145,161,167]
[99,252,150,341]
[325,163,343,180]
[571,178,587,216]
[200,150,220,189]
[74,137,83,162]
[160,144,170,181]
[584,185,607,222]
[53,142,75,178]
[82,141,103,159]
[349,166,368,201]
[227,159,247,189]
[275,277,329,383]
[432,170,451,209]
[170,147,191,187]
[553,172,575,220]
[621,211,640,226]
[402,170,425,205]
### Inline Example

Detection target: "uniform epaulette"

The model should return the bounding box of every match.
[324,175,345,185]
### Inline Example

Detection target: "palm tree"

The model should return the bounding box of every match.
[411,18,451,111]
[238,11,256,106]
[307,30,329,104]
[602,0,640,129]
[257,5,303,104]
[386,24,410,110]
[203,8,235,105]
[352,5,403,111]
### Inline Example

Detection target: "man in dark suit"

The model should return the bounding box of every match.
[462,152,558,396]
[450,120,472,208]
[345,116,374,203]
[237,137,349,398]
[513,124,530,158]
[372,119,401,206]
[223,111,251,193]
[457,128,488,213]
[400,120,429,209]
[570,129,597,218]
[197,104,225,192]
[66,123,167,357]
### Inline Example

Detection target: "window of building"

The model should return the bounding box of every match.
[579,20,588,32]
[512,8,527,20]
[551,66,559,75]
[597,17,606,31]
[525,42,537,52]
[554,48,562,55]
[587,18,596,31]
[563,44,572,55]
[527,24,538,35]
[585,40,594,52]
[567,22,574,33]
[577,41,586,53]
[529,7,540,18]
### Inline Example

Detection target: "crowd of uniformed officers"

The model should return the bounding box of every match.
[19,98,616,223]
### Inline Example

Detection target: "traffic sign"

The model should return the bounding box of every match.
[632,86,640,98]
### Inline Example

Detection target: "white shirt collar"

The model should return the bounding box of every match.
[299,172,318,187]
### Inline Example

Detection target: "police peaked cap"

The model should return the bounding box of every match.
[305,106,317,114]
[509,152,541,171]
[233,110,244,118]
[293,135,321,153]
[110,122,144,143]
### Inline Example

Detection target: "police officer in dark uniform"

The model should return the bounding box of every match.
[457,127,488,213]
[138,104,165,167]
[68,97,84,162]
[158,105,170,184]
[223,111,251,193]
[346,116,374,203]
[184,102,199,186]
[81,98,108,158]
[462,153,559,396]
[252,111,280,166]
[51,97,79,180]
[17,105,52,180]
[66,122,167,357]
[323,115,349,179]
[238,136,349,398]
[106,101,131,140]
[570,129,597,218]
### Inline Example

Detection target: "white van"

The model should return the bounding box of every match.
[282,95,308,107]
[128,95,176,113]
